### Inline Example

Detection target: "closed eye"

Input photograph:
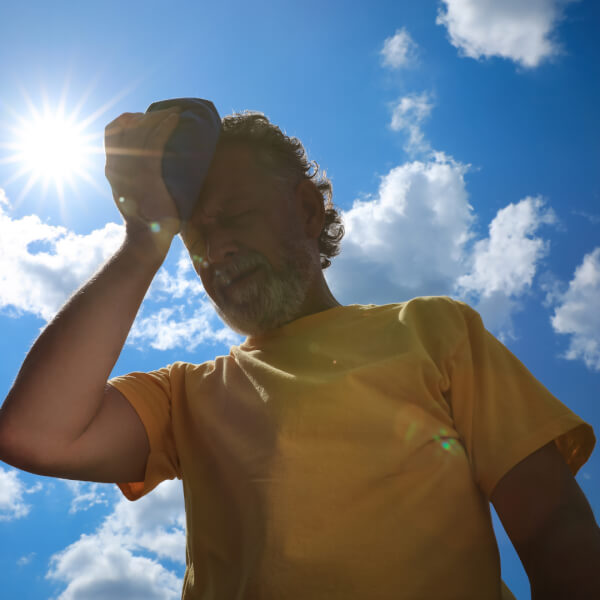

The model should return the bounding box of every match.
[220,210,254,226]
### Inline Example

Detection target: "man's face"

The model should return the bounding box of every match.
[182,143,319,336]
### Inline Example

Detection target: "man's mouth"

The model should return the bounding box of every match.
[217,265,262,289]
[229,266,261,286]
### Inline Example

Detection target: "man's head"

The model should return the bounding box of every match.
[182,112,344,336]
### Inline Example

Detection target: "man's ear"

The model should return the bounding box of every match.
[294,179,325,240]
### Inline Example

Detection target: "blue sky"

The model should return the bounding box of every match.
[0,1,599,598]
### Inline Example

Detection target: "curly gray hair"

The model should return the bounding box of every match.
[218,111,344,269]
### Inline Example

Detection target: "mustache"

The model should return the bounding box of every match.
[213,251,270,287]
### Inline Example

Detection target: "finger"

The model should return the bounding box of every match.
[144,112,180,151]
[106,109,177,140]
[115,110,179,154]
[134,107,180,129]
[105,112,141,134]
[105,113,139,153]
[115,109,179,150]
[105,109,180,160]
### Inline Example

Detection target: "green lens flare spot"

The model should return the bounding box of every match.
[118,196,126,203]
[150,222,161,233]
[191,255,209,268]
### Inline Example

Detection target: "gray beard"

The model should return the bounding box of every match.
[210,240,317,336]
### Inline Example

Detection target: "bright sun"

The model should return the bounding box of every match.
[2,99,101,205]
[18,112,88,182]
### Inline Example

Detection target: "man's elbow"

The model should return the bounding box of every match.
[0,412,33,473]
[0,397,55,475]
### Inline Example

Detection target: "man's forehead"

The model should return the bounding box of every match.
[197,144,264,216]
[204,143,258,183]
[206,143,259,180]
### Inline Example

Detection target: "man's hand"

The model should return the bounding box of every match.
[105,108,181,260]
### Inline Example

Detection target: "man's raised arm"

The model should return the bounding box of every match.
[0,107,181,484]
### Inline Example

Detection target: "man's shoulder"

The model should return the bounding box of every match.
[365,295,473,323]
[337,296,473,341]
[332,297,474,363]
[111,358,221,386]
[368,296,476,348]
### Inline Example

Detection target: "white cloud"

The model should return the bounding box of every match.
[0,199,123,321]
[102,479,186,563]
[0,466,41,520]
[327,152,474,305]
[436,0,578,68]
[457,197,555,296]
[128,246,241,351]
[17,552,36,566]
[456,197,556,335]
[327,161,558,340]
[149,249,205,300]
[572,210,600,225]
[381,28,419,68]
[129,302,240,351]
[47,537,182,600]
[63,481,113,514]
[47,479,185,599]
[0,193,235,352]
[390,92,434,155]
[551,247,600,371]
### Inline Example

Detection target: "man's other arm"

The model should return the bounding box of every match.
[0,239,164,483]
[0,109,180,484]
[491,441,600,599]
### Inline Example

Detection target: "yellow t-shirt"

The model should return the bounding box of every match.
[110,296,595,600]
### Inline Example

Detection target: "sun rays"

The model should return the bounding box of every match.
[0,74,148,215]
[0,86,104,212]
[8,107,94,191]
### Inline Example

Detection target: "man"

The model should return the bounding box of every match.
[0,107,599,599]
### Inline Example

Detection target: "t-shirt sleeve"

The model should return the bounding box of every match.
[445,302,595,499]
[108,367,181,501]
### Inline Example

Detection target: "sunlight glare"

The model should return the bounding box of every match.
[16,110,88,183]
[0,92,107,212]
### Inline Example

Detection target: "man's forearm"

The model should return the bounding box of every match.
[530,525,600,600]
[0,234,167,470]
[531,573,600,600]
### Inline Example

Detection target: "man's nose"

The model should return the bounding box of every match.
[204,227,239,264]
